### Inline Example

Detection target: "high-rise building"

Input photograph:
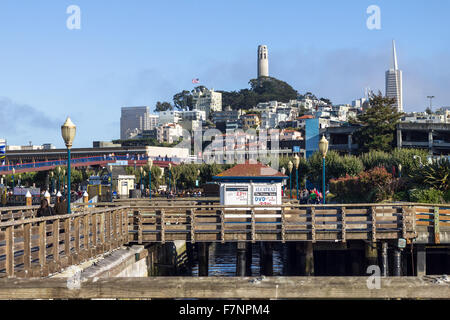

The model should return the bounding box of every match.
[120,106,151,140]
[257,45,269,78]
[192,87,222,118]
[385,40,403,112]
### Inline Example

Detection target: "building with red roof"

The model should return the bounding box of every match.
[213,162,287,206]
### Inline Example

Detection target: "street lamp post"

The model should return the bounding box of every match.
[197,169,201,189]
[61,117,76,214]
[318,135,329,205]
[50,172,54,194]
[62,169,66,196]
[12,168,15,189]
[294,155,300,201]
[427,95,435,112]
[148,158,153,200]
[56,167,61,192]
[398,163,402,178]
[109,165,113,202]
[281,167,286,197]
[140,167,143,197]
[168,163,172,194]
[142,171,146,197]
[288,161,293,200]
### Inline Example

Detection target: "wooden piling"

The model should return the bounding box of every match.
[260,242,273,276]
[365,242,378,270]
[305,242,314,276]
[393,248,402,276]
[416,245,426,277]
[381,241,389,277]
[236,242,246,276]
[197,242,209,276]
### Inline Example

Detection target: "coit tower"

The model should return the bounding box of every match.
[257,45,269,78]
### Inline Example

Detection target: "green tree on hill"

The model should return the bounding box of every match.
[351,92,404,153]
[154,101,173,112]
[219,77,298,110]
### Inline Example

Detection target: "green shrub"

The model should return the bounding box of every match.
[307,151,363,186]
[409,158,449,191]
[360,150,393,171]
[393,191,408,201]
[329,167,395,203]
[408,188,444,204]
[391,148,429,177]
[444,189,450,203]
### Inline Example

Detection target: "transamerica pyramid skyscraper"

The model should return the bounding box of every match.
[385,40,403,112]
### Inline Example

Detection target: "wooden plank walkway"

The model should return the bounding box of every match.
[0,277,448,299]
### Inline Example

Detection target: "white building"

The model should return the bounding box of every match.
[352,98,367,109]
[148,114,159,129]
[158,110,182,126]
[261,111,288,129]
[385,40,403,112]
[157,123,184,144]
[180,109,206,121]
[402,112,447,124]
[192,87,222,118]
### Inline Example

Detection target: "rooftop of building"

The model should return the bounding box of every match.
[214,162,287,180]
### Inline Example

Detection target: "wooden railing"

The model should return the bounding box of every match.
[0,206,129,278]
[415,205,450,243]
[128,203,424,244]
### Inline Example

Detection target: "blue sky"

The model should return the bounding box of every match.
[0,0,449,148]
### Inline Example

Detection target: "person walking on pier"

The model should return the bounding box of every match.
[36,198,55,217]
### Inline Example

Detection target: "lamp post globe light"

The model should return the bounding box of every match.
[281,167,286,196]
[61,117,76,214]
[318,135,329,205]
[294,155,300,201]
[398,163,402,178]
[288,161,293,200]
[148,158,153,200]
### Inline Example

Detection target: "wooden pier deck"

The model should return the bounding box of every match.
[0,200,449,278]
[0,276,449,299]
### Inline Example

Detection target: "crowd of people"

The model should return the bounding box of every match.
[284,188,325,204]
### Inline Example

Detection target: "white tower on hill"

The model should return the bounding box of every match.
[257,45,269,78]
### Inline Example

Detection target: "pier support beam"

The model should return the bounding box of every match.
[236,242,246,276]
[197,242,209,276]
[245,243,252,276]
[381,241,389,277]
[305,242,314,276]
[365,242,378,270]
[416,245,426,277]
[260,242,273,276]
[285,242,297,275]
[296,242,306,276]
[393,248,402,277]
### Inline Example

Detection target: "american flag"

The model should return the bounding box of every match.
[192,78,200,84]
